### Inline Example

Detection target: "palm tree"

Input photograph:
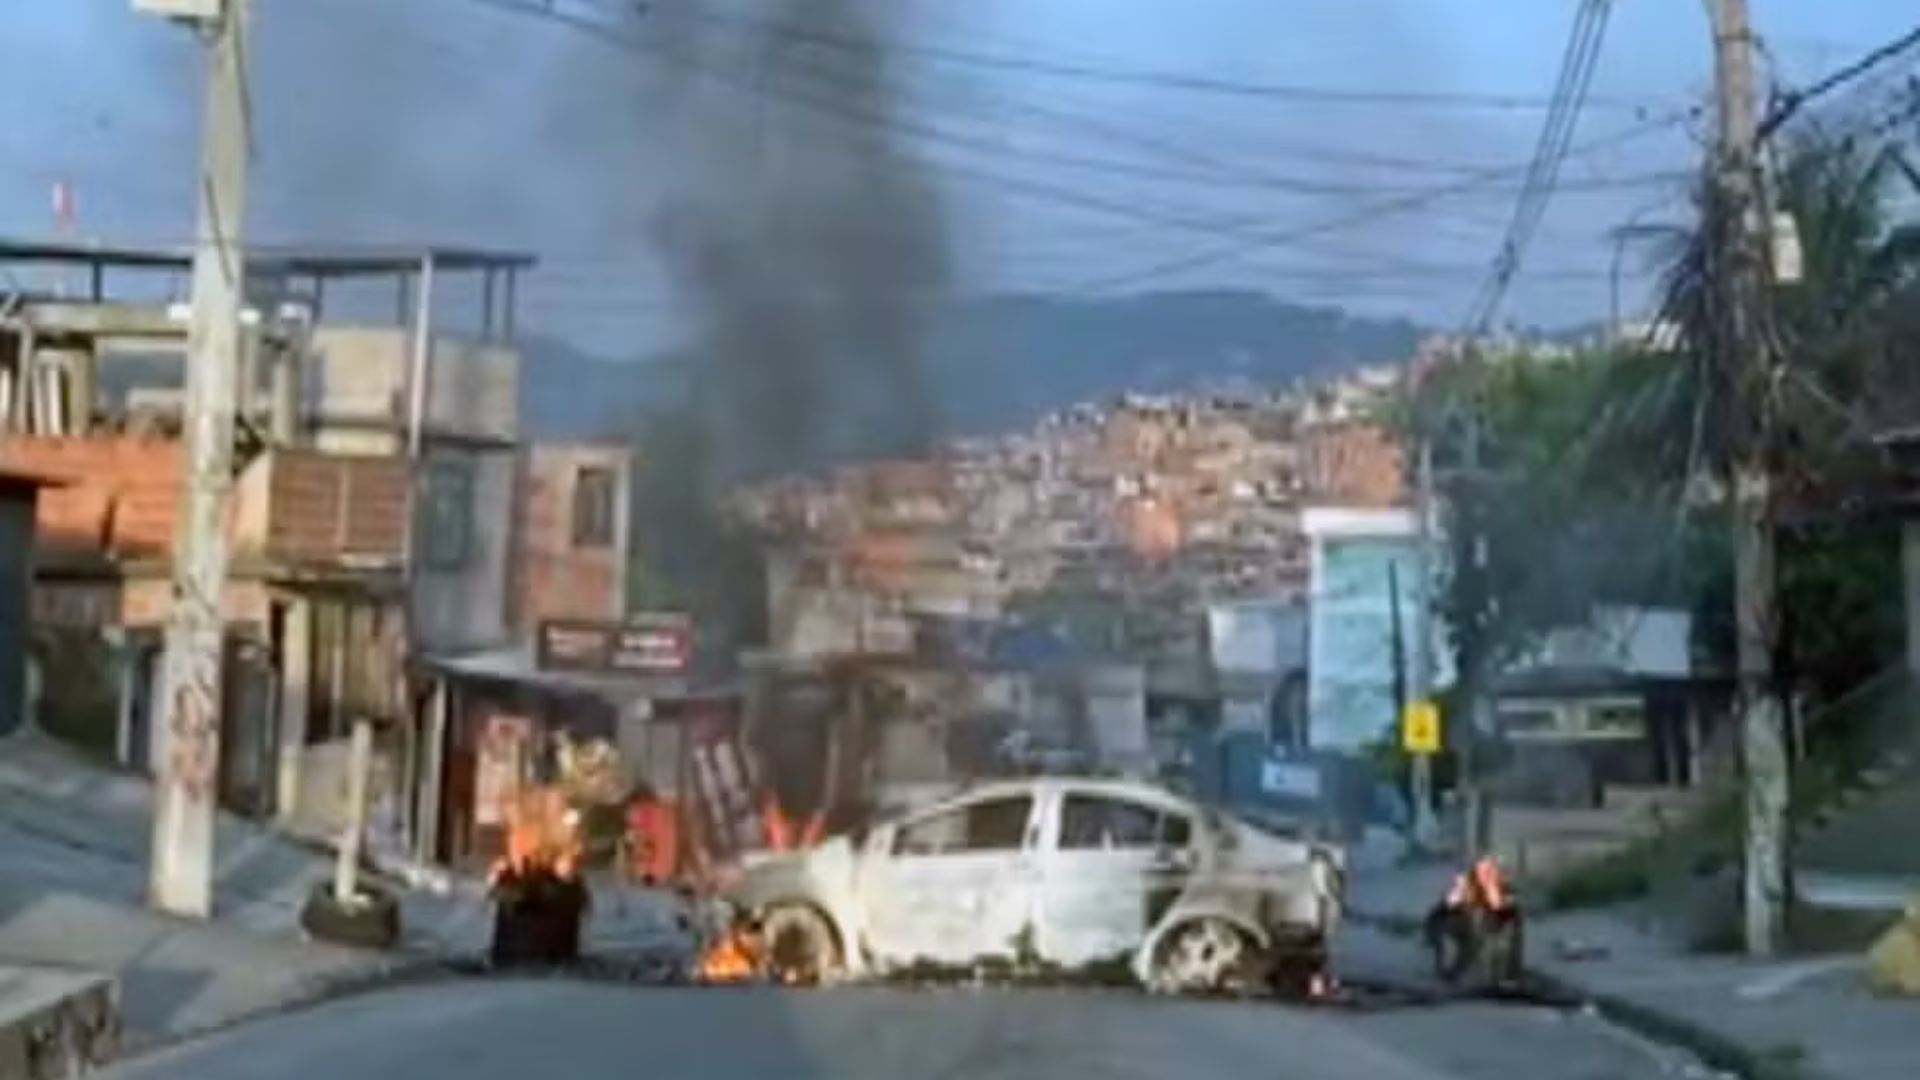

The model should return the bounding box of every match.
[1608,120,1920,498]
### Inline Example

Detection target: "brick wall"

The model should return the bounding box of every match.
[510,443,629,630]
[0,435,184,557]
[264,451,408,563]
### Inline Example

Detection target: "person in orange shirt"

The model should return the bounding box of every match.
[1424,855,1524,986]
[625,784,680,886]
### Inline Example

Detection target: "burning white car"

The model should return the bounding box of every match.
[717,776,1344,994]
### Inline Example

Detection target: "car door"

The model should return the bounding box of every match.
[857,791,1041,968]
[1034,790,1197,968]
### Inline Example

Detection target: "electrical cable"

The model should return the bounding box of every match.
[1760,23,1920,138]
[609,0,1667,113]
[1462,0,1614,334]
[451,0,1690,275]
[1066,110,1692,294]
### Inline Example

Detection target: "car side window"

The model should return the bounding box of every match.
[1059,794,1194,851]
[1161,812,1193,848]
[894,795,1034,856]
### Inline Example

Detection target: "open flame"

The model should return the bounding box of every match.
[696,924,763,983]
[1443,856,1513,913]
[761,796,826,853]
[488,788,586,886]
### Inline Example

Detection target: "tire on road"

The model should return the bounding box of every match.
[1267,929,1329,999]
[759,903,841,986]
[300,881,401,950]
[1147,916,1262,997]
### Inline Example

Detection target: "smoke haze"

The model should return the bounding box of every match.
[645,0,952,480]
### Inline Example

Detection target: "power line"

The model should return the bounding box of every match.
[450,0,1690,265]
[456,0,1678,207]
[1760,22,1920,138]
[620,0,1669,113]
[386,0,1696,315]
[736,47,1683,199]
[1463,0,1614,333]
[1064,110,1694,293]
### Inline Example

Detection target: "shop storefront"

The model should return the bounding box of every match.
[418,622,752,876]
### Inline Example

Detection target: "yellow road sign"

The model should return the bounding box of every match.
[1402,699,1442,755]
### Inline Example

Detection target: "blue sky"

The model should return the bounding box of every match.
[1,0,1914,355]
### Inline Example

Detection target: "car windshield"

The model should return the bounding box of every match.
[9,2,1905,1077]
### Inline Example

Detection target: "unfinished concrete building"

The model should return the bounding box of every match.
[0,239,533,861]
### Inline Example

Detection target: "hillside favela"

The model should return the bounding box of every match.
[3,3,1920,1079]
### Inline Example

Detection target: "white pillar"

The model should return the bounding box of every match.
[333,716,373,902]
[275,599,311,824]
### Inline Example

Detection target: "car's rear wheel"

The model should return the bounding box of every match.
[760,903,841,986]
[1148,917,1260,996]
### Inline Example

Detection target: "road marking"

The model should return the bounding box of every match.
[1735,957,1856,1001]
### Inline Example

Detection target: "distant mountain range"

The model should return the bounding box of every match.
[519,289,1427,442]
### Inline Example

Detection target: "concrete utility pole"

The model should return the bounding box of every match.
[1455,408,1490,861]
[1704,0,1788,958]
[146,0,251,919]
[1409,440,1438,848]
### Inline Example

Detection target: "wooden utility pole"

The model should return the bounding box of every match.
[145,0,251,919]
[1705,0,1788,958]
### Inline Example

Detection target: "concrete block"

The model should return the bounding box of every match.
[0,966,118,1079]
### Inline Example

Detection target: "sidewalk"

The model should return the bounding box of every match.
[0,884,401,1048]
[0,732,436,1047]
[1348,861,1919,1080]
[0,730,691,1047]
[1531,909,1915,1080]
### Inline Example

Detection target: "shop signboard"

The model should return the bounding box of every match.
[536,613,693,675]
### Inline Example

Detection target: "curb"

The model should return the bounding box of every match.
[113,951,471,1061]
[1352,911,1822,1080]
[1525,968,1830,1080]
[110,941,698,1064]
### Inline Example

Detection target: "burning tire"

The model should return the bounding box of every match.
[300,882,401,950]
[759,903,841,986]
[1147,917,1260,996]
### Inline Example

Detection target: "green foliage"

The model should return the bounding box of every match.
[1543,844,1652,911]
[1414,115,1920,709]
[1410,343,1716,684]
[1779,522,1903,699]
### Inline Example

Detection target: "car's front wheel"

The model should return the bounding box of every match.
[759,903,842,986]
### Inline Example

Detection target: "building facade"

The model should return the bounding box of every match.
[0,240,533,862]
[1301,506,1442,752]
[508,443,631,631]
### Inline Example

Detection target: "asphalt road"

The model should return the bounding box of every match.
[106,977,1713,1080]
